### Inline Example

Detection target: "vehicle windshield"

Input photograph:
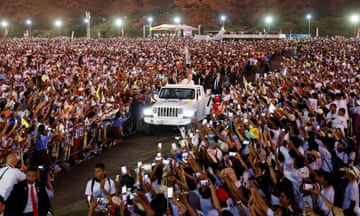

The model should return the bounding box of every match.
[159,88,195,100]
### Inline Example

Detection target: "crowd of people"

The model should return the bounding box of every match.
[0,37,359,215]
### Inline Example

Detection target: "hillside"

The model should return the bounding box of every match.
[0,0,359,36]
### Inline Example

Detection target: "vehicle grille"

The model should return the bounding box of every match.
[157,107,181,117]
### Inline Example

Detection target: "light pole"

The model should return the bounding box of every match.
[350,14,359,37]
[265,16,273,33]
[85,11,91,39]
[220,15,226,28]
[54,19,62,36]
[148,16,153,37]
[306,14,312,36]
[174,16,181,37]
[26,19,32,39]
[1,21,8,37]
[115,18,124,37]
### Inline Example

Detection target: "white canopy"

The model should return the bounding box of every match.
[151,24,197,31]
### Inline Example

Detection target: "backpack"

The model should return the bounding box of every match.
[90,177,112,196]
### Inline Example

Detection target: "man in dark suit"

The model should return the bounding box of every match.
[168,72,177,84]
[212,71,224,95]
[5,167,53,216]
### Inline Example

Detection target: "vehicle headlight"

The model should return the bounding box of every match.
[183,110,195,118]
[143,108,153,116]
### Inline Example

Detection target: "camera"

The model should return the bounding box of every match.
[302,183,314,191]
[38,165,49,182]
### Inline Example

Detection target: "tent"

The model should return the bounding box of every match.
[151,24,197,31]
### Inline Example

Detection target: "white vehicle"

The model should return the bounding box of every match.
[143,85,211,127]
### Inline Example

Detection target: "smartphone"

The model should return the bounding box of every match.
[200,180,209,187]
[243,140,250,145]
[158,142,162,149]
[121,166,127,175]
[143,174,149,183]
[171,143,177,150]
[229,152,237,157]
[137,161,142,168]
[155,153,162,161]
[142,164,152,172]
[194,172,201,178]
[162,159,169,165]
[115,175,120,182]
[167,187,174,198]
[121,186,127,194]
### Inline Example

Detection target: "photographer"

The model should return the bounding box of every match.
[0,153,27,201]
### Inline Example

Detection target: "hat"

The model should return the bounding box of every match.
[308,150,321,158]
[287,114,296,122]
[315,109,324,115]
[339,139,349,149]
[347,166,360,177]
[216,187,229,203]
[257,148,267,161]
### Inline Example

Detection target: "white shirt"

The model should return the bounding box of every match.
[181,79,194,85]
[333,115,348,129]
[317,186,335,216]
[84,178,116,198]
[319,146,333,172]
[23,183,38,214]
[0,166,26,200]
[343,181,359,210]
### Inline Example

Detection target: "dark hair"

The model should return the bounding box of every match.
[94,163,105,170]
[27,166,39,173]
[150,193,167,215]
[338,108,345,113]
[37,125,46,138]
[221,210,233,216]
[0,195,5,203]
[199,186,211,199]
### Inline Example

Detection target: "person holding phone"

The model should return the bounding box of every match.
[84,163,116,214]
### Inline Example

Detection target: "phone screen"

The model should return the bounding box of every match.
[167,187,174,198]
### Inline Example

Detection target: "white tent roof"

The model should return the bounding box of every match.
[151,24,197,31]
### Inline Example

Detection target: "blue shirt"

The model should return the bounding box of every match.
[112,118,128,127]
[35,135,51,151]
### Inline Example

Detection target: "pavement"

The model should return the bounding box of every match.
[52,55,284,215]
[52,128,176,216]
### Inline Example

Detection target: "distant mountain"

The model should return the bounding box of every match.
[0,0,359,36]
